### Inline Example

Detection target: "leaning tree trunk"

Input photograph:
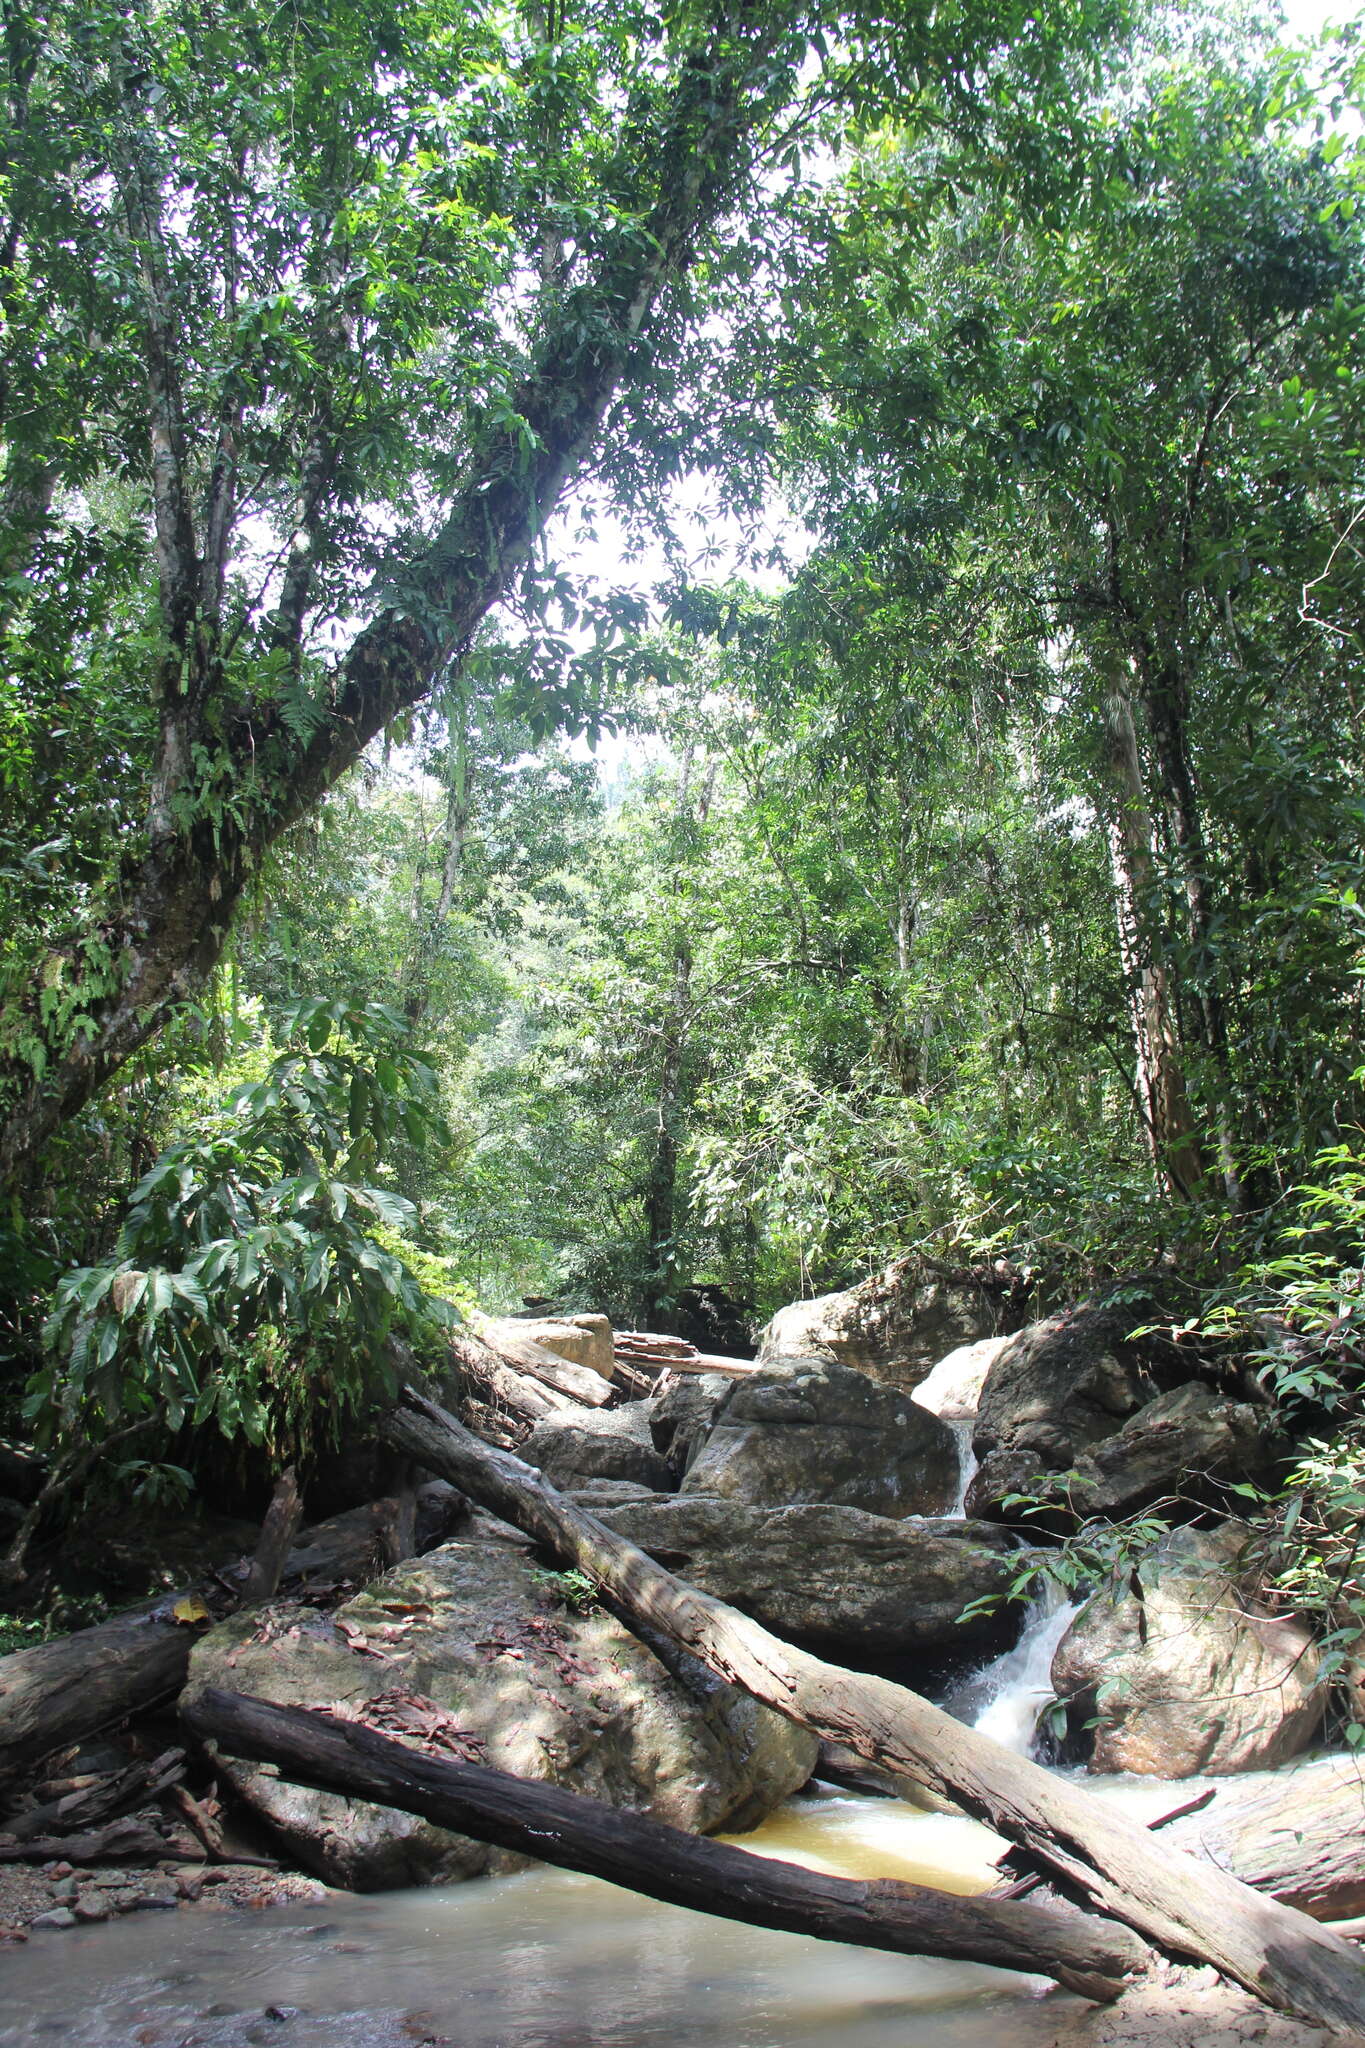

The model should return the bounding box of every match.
[188,1687,1148,2001]
[380,1387,1365,2036]
[0,6,797,1194]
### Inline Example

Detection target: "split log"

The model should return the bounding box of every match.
[472,1315,615,1407]
[444,1329,572,1428]
[3,1747,185,1842]
[613,1332,758,1379]
[0,1492,463,1781]
[381,1387,1365,2037]
[187,1686,1146,2000]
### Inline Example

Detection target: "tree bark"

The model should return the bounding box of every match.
[0,1493,462,1781]
[1103,677,1204,1200]
[379,1387,1365,2036]
[186,1686,1147,2000]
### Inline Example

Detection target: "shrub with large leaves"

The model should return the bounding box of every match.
[33,1000,456,1475]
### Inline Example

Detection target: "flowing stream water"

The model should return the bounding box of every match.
[0,1794,1072,2048]
[0,1358,1174,2045]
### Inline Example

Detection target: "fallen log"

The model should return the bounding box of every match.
[613,1332,758,1379]
[187,1686,1146,1999]
[0,1491,464,1781]
[471,1316,615,1408]
[1164,1755,1365,1922]
[0,1812,178,1865]
[3,1746,185,1842]
[380,1387,1365,2036]
[444,1329,573,1428]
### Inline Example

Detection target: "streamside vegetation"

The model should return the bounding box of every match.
[1,0,1365,2010]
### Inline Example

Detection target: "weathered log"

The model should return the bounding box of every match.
[444,1329,572,1427]
[187,1686,1146,1999]
[0,1492,463,1781]
[0,1810,182,1864]
[241,1467,303,1606]
[472,1315,615,1407]
[1164,1755,1365,1922]
[3,1747,185,1842]
[613,1331,758,1379]
[380,1388,1365,2036]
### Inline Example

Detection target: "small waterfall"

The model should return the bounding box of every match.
[963,1585,1080,1758]
[946,1418,978,1519]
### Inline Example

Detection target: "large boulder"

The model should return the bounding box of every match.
[646,1372,733,1481]
[966,1380,1283,1526]
[521,1403,675,1492]
[758,1256,1028,1393]
[573,1490,1026,1657]
[1063,1383,1284,1520]
[188,1521,815,1888]
[972,1290,1196,1471]
[682,1354,959,1517]
[1051,1526,1323,1776]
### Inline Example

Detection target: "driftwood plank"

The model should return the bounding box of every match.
[381,1387,1365,2037]
[187,1686,1146,1999]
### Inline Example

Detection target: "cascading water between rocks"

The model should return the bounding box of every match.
[912,1338,1075,1760]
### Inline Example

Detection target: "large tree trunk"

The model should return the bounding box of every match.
[0,7,794,1193]
[0,1493,462,1782]
[380,1387,1365,2036]
[187,1686,1148,2000]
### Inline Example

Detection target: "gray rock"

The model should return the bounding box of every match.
[647,1373,733,1479]
[1065,1383,1284,1519]
[963,1446,1047,1523]
[684,1353,958,1517]
[1052,1526,1323,1777]
[580,1494,1026,1656]
[30,1908,76,1929]
[522,1403,675,1493]
[187,1527,815,1890]
[973,1291,1194,1469]
[966,1383,1282,1526]
[759,1256,1027,1392]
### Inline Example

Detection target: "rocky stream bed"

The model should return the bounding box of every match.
[1,1260,1362,2042]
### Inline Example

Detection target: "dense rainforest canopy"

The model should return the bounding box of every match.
[0,0,1363,1573]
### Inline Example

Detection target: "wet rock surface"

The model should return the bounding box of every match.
[682,1353,959,1517]
[571,1490,1027,1655]
[1052,1526,1323,1776]
[187,1520,816,1888]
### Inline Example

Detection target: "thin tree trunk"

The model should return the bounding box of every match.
[379,1387,1365,2036]
[1102,679,1203,1199]
[188,1686,1147,2000]
[1139,659,1244,1207]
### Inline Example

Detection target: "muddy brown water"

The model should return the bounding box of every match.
[0,1780,1207,2048]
